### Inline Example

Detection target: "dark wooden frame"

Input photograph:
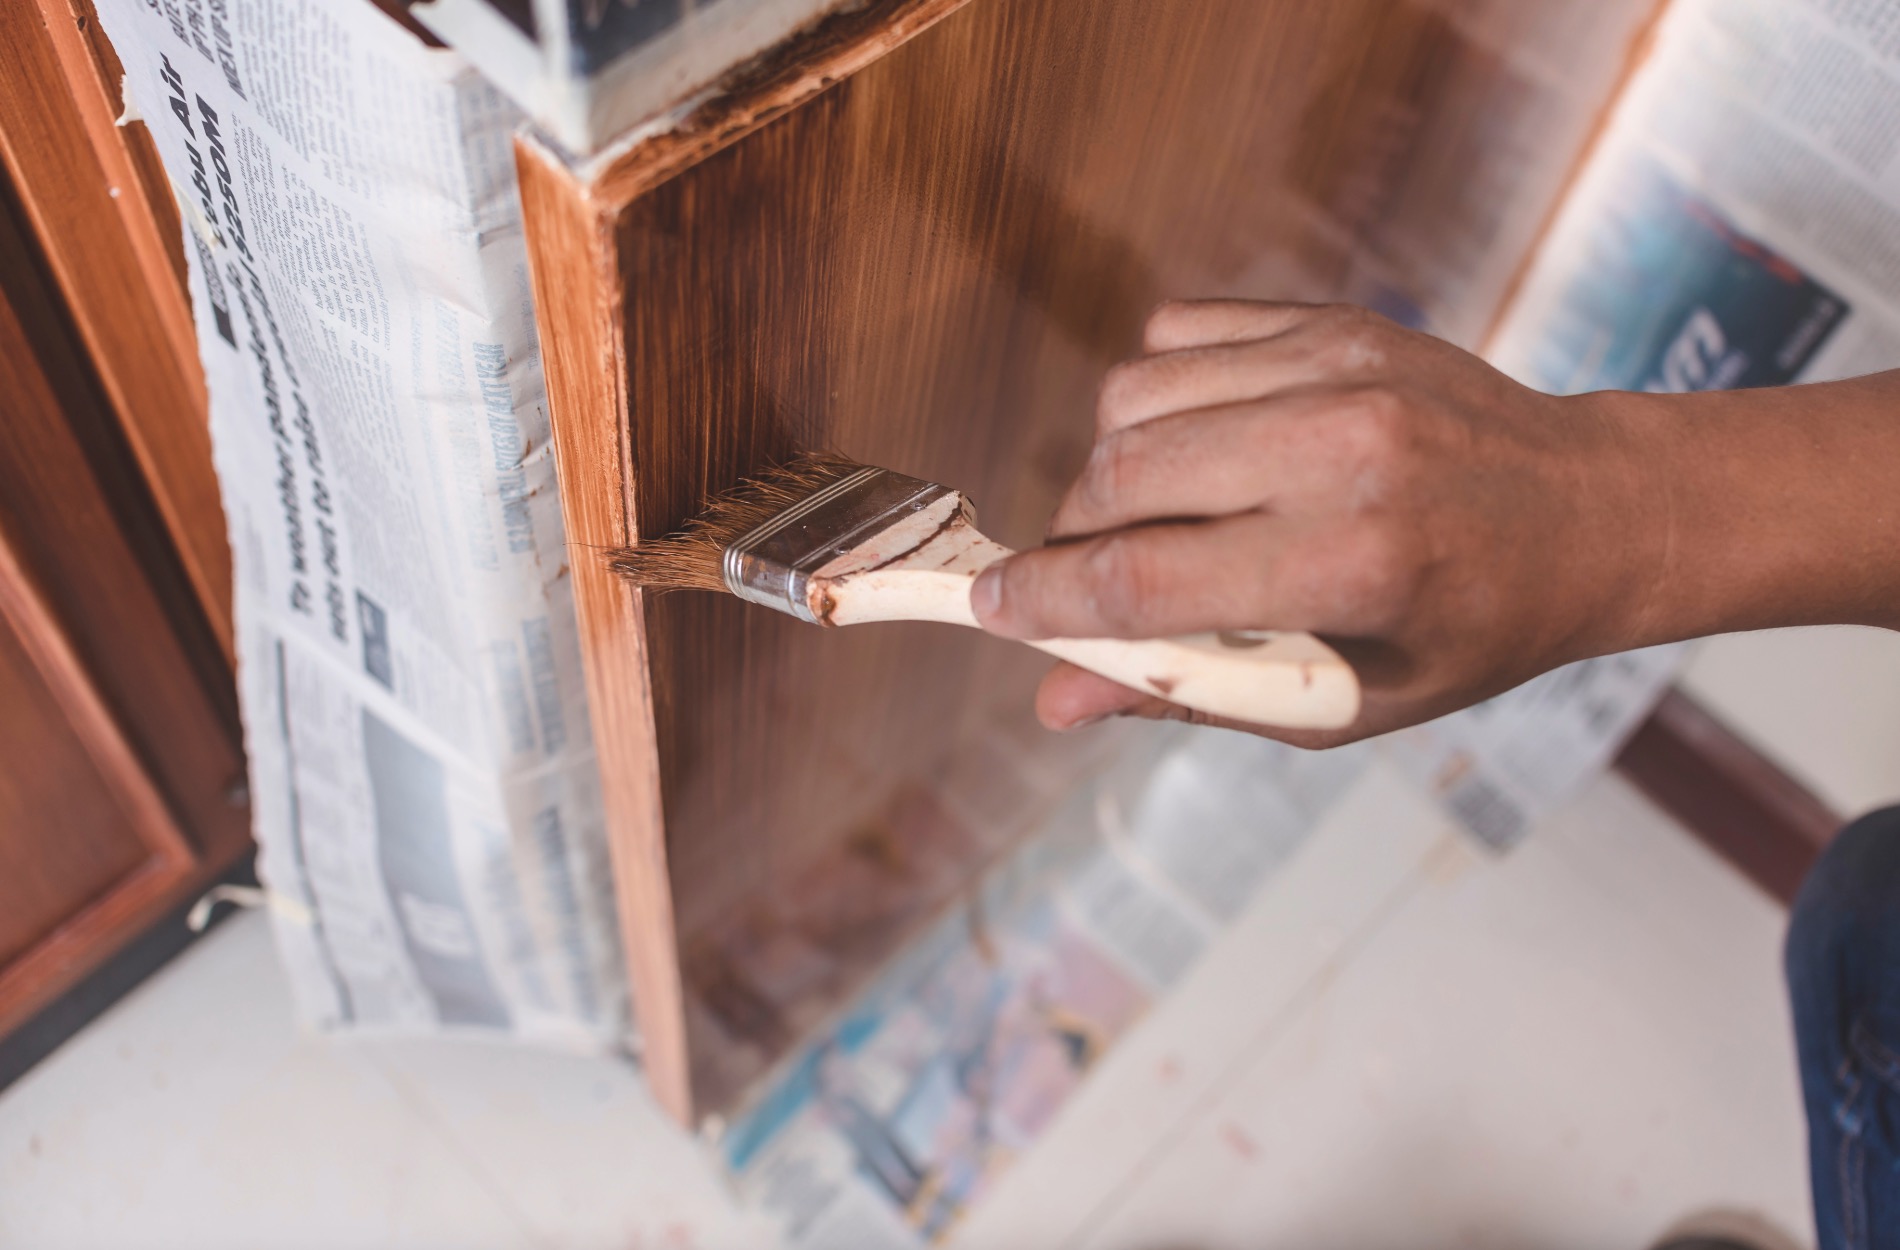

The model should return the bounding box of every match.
[1615,688,1841,906]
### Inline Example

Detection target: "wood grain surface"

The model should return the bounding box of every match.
[0,0,232,658]
[520,0,1657,1120]
[0,164,250,1037]
[517,137,694,1123]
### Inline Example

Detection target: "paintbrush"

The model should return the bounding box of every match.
[610,453,1360,729]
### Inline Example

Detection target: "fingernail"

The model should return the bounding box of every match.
[1063,712,1113,731]
[971,566,1004,623]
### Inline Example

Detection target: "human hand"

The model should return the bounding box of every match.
[969,300,1667,745]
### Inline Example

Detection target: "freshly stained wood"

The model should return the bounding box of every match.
[517,125,691,1121]
[518,0,1657,1121]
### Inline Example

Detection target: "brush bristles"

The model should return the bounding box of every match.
[607,451,866,593]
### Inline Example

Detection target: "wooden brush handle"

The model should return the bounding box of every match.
[1022,630,1358,729]
[812,503,1361,730]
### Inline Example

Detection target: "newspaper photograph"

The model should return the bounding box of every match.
[93,0,625,1049]
[1383,647,1687,852]
[1493,0,1900,391]
[1407,0,1900,848]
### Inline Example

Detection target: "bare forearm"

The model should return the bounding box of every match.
[1595,372,1900,648]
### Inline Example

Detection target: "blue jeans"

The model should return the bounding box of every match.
[1788,807,1900,1249]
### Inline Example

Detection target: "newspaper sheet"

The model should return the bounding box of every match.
[94,0,625,1049]
[1405,0,1900,847]
[719,728,1375,1248]
[1488,0,1900,391]
[1382,647,1687,851]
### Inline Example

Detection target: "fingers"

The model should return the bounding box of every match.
[1102,305,1396,434]
[1033,662,1148,728]
[1052,404,1287,538]
[1048,388,1393,539]
[1140,300,1318,353]
[970,512,1418,641]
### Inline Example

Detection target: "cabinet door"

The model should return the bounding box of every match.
[0,168,251,1044]
[518,0,1658,1123]
[0,529,198,1026]
[0,0,231,657]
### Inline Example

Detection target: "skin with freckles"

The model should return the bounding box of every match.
[969,299,1900,746]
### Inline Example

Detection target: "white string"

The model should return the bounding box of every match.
[186,884,314,932]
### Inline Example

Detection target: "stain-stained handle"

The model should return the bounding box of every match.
[1029,629,1359,729]
[811,496,1362,731]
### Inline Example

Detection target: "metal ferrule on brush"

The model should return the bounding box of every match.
[721,465,953,623]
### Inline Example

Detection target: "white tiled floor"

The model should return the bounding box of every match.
[0,763,1810,1250]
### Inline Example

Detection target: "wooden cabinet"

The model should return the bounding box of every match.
[0,0,250,1061]
[0,0,232,659]
[515,0,1661,1123]
[1,0,1831,1128]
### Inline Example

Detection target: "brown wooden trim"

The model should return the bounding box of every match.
[516,0,980,1130]
[0,860,192,1038]
[514,138,692,1125]
[0,131,250,1037]
[0,0,233,659]
[1614,687,1841,906]
[0,852,257,1092]
[0,153,242,794]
